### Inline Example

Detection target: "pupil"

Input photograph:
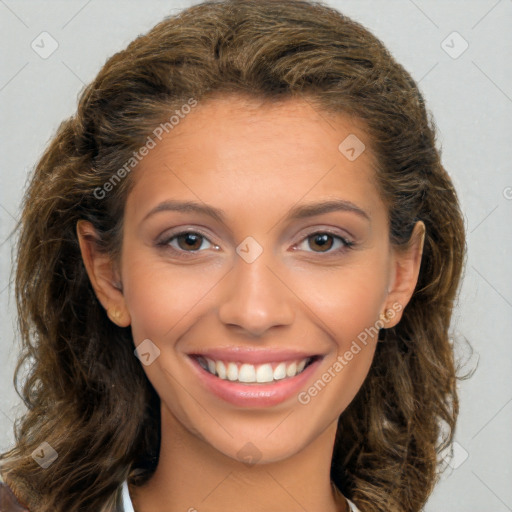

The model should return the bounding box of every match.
[180,233,201,250]
[312,234,332,252]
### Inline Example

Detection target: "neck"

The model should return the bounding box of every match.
[130,403,347,512]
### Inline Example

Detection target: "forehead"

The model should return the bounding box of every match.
[126,95,383,223]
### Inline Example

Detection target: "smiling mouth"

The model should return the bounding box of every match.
[190,355,321,384]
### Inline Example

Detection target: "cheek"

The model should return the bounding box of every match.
[120,251,224,341]
[290,261,388,340]
[292,265,386,410]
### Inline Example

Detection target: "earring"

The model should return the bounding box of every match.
[108,308,121,324]
[379,309,393,324]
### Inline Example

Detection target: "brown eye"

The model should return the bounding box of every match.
[295,231,354,255]
[308,233,334,252]
[158,230,215,256]
[175,232,204,251]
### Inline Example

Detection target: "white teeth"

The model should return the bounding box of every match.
[256,363,274,383]
[273,362,287,380]
[198,356,313,383]
[206,358,216,375]
[239,363,256,383]
[216,360,226,379]
[226,362,238,381]
[286,362,297,377]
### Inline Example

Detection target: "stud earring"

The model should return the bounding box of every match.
[108,308,121,324]
[379,309,393,324]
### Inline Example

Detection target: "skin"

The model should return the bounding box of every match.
[77,95,425,512]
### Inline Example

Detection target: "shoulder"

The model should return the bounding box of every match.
[0,478,30,512]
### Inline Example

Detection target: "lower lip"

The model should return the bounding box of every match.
[187,356,322,407]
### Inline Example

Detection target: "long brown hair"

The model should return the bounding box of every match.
[0,1,467,511]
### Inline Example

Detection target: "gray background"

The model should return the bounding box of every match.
[1,1,511,510]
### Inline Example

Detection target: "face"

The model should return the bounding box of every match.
[79,95,423,465]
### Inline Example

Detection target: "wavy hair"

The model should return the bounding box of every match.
[0,1,467,511]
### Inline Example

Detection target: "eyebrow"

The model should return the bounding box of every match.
[142,198,370,224]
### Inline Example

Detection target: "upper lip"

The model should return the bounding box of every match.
[188,348,321,364]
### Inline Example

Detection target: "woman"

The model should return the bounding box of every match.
[0,1,466,511]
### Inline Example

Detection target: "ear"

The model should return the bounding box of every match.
[76,220,131,327]
[382,221,426,329]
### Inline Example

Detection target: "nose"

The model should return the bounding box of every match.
[217,249,295,337]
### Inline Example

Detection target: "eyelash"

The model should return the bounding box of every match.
[156,229,355,259]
